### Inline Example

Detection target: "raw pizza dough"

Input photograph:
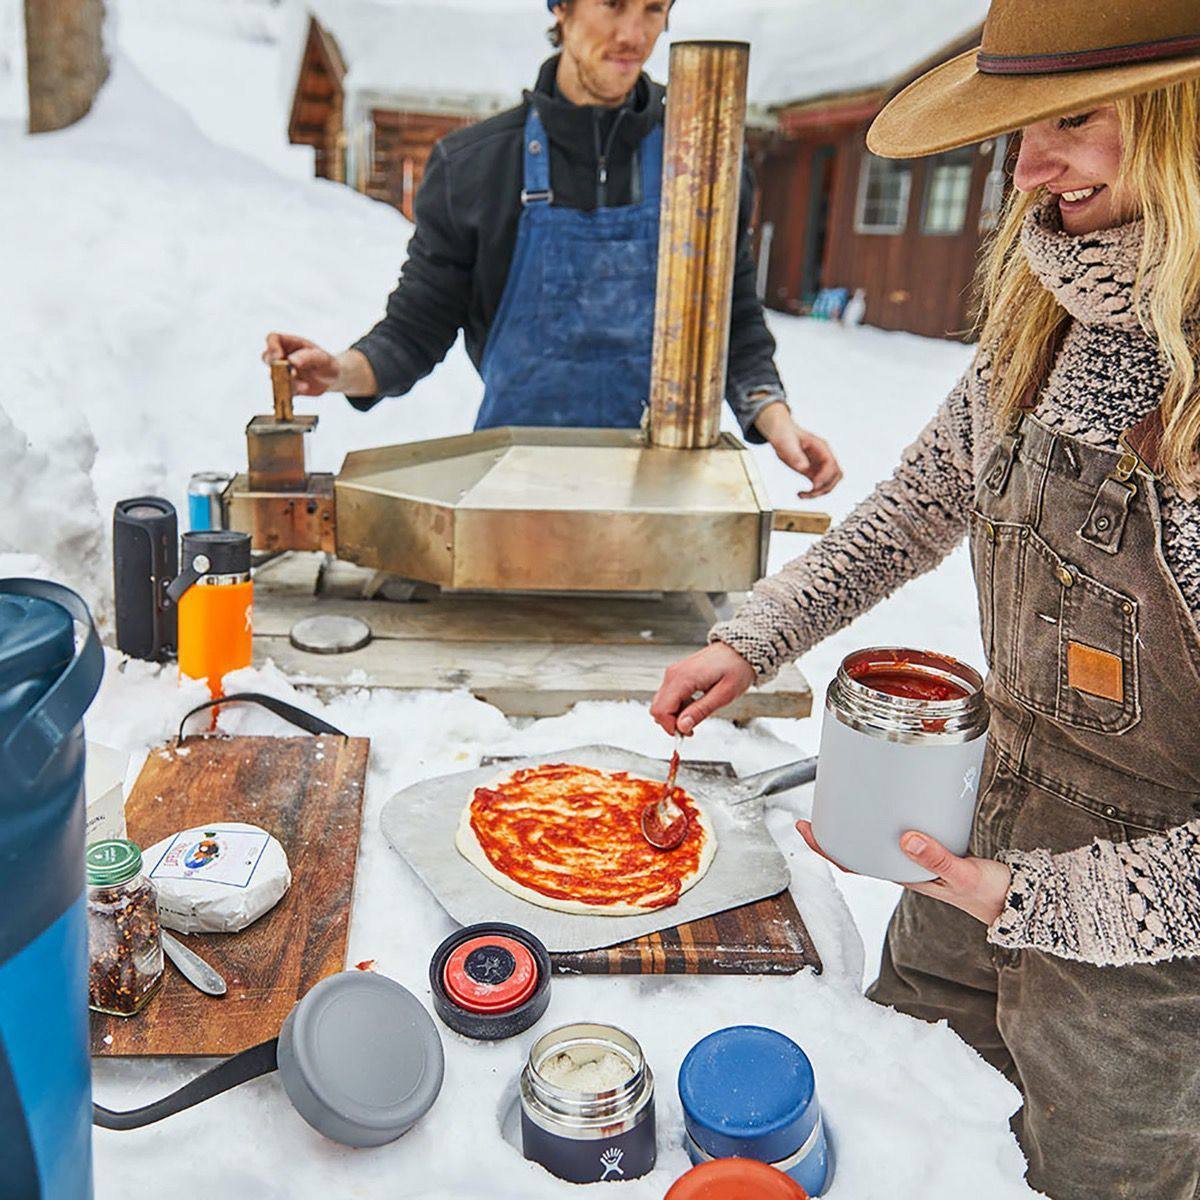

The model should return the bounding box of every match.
[455,763,717,916]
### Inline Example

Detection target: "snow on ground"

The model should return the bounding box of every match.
[3,7,1031,1196]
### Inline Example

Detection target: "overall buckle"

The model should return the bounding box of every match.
[1078,441,1145,555]
[984,429,1023,497]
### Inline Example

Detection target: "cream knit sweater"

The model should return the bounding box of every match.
[712,202,1200,967]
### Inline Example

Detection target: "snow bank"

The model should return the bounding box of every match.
[116,0,315,180]
[0,0,24,121]
[0,403,104,613]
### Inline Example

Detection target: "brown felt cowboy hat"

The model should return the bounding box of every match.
[868,0,1200,159]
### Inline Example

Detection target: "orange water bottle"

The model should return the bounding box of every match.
[167,531,253,698]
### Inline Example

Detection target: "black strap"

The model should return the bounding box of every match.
[93,1037,279,1131]
[178,692,346,743]
[164,561,206,606]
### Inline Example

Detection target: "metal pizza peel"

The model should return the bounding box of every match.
[379,744,816,954]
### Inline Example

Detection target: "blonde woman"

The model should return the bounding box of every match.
[652,3,1200,1196]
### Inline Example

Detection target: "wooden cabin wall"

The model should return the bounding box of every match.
[754,137,813,314]
[821,135,990,339]
[289,21,344,183]
[369,110,471,221]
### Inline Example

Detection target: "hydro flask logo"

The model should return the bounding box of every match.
[960,765,979,799]
[599,1148,624,1179]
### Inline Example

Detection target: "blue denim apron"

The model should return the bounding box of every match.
[475,106,663,430]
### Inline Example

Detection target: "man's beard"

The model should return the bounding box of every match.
[572,53,632,105]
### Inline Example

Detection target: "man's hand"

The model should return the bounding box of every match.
[262,335,378,398]
[650,642,756,735]
[795,819,1012,926]
[754,401,842,498]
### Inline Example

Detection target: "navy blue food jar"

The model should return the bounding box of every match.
[520,1023,656,1184]
[678,1026,832,1197]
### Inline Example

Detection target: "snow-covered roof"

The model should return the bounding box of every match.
[281,0,550,117]
[282,0,989,118]
[665,0,989,109]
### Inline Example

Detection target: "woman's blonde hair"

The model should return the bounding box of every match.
[975,79,1200,491]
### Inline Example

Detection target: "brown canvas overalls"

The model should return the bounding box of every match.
[867,403,1200,1198]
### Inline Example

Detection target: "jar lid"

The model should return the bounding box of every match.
[276,971,444,1148]
[180,530,251,576]
[429,923,551,1041]
[86,839,144,887]
[679,1027,819,1164]
[665,1158,809,1200]
[443,935,538,1014]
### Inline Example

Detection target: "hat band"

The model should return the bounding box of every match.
[977,31,1200,76]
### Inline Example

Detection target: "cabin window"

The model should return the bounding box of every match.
[854,153,912,235]
[921,147,975,235]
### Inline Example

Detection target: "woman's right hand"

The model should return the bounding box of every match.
[650,642,757,735]
[262,332,341,397]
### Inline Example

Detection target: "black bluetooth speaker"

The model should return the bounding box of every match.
[113,497,178,661]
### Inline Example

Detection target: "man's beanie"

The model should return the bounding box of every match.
[547,0,674,7]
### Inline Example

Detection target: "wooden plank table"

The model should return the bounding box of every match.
[251,553,813,720]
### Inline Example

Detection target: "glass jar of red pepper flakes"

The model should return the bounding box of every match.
[86,839,164,1017]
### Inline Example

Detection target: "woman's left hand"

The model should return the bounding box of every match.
[795,820,1013,926]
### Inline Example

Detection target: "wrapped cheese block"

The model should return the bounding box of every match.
[143,821,291,934]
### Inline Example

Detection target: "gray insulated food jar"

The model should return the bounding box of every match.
[810,648,990,883]
[520,1023,656,1184]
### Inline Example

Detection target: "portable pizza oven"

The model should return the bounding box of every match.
[224,41,828,593]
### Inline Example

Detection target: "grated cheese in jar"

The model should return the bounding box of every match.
[538,1045,633,1093]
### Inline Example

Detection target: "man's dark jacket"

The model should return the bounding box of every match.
[351,55,786,437]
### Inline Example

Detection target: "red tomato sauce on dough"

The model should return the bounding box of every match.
[469,764,706,910]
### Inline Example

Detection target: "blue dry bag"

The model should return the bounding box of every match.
[0,579,104,1200]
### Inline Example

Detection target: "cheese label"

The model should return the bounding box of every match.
[149,826,271,889]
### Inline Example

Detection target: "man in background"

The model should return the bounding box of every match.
[265,0,841,496]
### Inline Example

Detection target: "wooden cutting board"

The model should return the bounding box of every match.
[551,886,821,976]
[480,758,822,977]
[90,733,370,1057]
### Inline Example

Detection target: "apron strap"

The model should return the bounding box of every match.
[520,106,554,207]
[639,123,664,206]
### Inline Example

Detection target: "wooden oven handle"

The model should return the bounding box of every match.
[772,509,832,535]
[270,359,294,422]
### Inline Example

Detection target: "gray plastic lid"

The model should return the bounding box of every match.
[289,614,372,655]
[277,971,444,1148]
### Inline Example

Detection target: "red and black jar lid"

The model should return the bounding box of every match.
[429,923,551,1041]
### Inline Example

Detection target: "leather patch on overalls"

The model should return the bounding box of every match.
[1067,640,1124,702]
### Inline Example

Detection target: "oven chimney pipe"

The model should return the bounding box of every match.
[648,40,750,450]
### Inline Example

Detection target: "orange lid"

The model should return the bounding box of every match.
[442,935,538,1014]
[665,1159,809,1200]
